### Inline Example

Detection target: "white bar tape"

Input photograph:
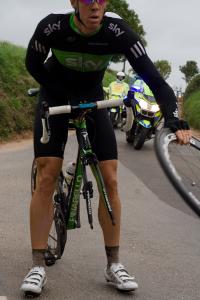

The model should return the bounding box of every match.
[97,98,123,109]
[49,105,71,115]
[121,107,134,132]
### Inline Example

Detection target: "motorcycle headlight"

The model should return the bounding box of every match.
[139,99,148,110]
[150,104,160,112]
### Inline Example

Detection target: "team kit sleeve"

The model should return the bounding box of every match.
[25,15,56,87]
[115,19,179,122]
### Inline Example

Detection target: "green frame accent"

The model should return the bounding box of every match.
[66,117,112,229]
[67,150,83,229]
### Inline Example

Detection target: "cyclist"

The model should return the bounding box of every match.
[21,0,191,296]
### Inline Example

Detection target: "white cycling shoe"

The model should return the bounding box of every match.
[104,263,138,291]
[20,266,47,296]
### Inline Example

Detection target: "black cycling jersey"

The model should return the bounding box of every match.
[26,10,179,121]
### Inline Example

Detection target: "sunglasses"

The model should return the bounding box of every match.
[79,0,106,5]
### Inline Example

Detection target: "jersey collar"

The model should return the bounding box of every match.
[69,13,102,36]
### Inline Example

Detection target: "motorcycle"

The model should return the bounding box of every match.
[109,96,126,128]
[125,79,162,150]
[103,84,128,129]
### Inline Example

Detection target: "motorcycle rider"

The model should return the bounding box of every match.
[108,71,129,100]
[20,0,191,296]
[108,72,129,127]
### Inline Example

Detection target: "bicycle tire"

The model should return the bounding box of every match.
[31,159,37,195]
[126,121,136,144]
[133,126,149,150]
[48,193,67,261]
[31,159,67,265]
[155,127,200,217]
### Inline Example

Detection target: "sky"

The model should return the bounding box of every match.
[0,0,199,90]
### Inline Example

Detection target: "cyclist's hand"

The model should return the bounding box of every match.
[165,119,192,145]
[175,129,192,145]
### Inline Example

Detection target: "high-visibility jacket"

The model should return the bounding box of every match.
[108,81,129,100]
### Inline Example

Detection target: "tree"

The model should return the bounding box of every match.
[154,60,171,80]
[179,61,199,84]
[106,0,146,66]
[184,74,200,100]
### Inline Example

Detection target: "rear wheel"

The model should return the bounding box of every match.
[31,159,37,194]
[31,159,67,266]
[47,193,67,264]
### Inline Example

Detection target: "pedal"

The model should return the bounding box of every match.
[44,250,56,266]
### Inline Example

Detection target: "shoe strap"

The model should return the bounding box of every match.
[23,268,45,286]
[114,267,135,281]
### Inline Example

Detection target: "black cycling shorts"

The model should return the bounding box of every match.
[33,87,118,161]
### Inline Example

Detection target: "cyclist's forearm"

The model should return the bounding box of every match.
[25,50,53,87]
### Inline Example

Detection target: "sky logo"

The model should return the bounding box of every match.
[108,23,125,37]
[44,21,61,36]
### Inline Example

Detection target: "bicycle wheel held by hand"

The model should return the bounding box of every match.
[155,127,200,217]
[31,159,67,265]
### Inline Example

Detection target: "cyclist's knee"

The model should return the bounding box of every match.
[99,160,118,195]
[35,157,62,197]
[104,176,118,195]
[36,173,57,196]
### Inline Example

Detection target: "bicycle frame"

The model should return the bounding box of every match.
[39,99,133,229]
[65,114,115,230]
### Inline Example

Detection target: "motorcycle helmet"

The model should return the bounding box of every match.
[116,71,125,82]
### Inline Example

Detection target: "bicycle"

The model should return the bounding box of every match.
[29,89,133,266]
[155,127,200,217]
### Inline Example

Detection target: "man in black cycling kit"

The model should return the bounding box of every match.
[21,0,191,296]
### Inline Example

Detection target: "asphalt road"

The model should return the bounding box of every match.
[0,130,200,300]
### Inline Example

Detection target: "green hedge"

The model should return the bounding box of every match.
[184,90,200,129]
[0,41,36,141]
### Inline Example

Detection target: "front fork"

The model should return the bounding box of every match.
[78,125,115,227]
[82,162,94,229]
[68,124,115,229]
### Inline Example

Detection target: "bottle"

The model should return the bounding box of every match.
[64,162,76,187]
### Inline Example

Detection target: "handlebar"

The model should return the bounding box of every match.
[40,98,134,144]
